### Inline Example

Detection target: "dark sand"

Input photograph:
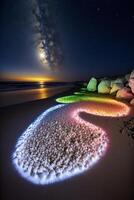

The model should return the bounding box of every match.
[1,90,134,200]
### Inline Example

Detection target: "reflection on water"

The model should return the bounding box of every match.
[0,86,72,107]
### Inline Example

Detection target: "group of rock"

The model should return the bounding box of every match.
[86,69,134,105]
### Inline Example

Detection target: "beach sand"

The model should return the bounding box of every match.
[1,90,134,200]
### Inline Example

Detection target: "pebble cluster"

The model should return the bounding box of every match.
[13,103,108,184]
[121,117,134,140]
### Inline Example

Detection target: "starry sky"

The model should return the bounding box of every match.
[0,0,134,81]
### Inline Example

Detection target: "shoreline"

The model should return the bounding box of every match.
[0,85,78,108]
[1,89,134,200]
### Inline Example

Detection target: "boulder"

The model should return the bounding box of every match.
[87,77,97,92]
[130,99,134,106]
[98,80,111,94]
[110,83,124,94]
[125,74,130,82]
[110,78,124,88]
[128,70,134,93]
[116,87,134,100]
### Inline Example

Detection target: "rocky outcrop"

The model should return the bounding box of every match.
[87,77,97,92]
[116,87,134,100]
[98,80,111,94]
[85,69,134,106]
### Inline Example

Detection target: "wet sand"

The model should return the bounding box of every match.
[1,91,134,200]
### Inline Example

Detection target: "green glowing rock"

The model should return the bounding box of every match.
[87,77,97,92]
[98,80,111,94]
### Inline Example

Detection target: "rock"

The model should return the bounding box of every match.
[110,79,124,94]
[125,74,130,82]
[110,78,124,88]
[87,77,97,92]
[116,87,134,100]
[128,70,134,93]
[130,99,134,106]
[110,83,124,94]
[98,80,111,94]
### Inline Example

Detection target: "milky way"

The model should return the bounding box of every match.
[31,0,63,70]
[12,102,110,185]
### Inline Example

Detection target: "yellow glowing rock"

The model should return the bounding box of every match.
[98,80,111,94]
[110,83,124,94]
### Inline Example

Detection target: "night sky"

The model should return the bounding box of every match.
[0,0,134,81]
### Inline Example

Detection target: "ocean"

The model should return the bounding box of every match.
[0,82,75,107]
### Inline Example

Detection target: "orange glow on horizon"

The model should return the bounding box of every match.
[1,73,56,82]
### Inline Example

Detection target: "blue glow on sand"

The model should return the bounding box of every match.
[12,103,108,185]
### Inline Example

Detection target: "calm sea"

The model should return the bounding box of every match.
[0,82,75,107]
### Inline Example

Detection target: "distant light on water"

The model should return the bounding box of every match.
[38,81,45,88]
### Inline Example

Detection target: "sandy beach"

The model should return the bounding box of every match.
[1,90,134,200]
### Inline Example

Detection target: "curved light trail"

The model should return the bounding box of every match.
[12,102,110,185]
[56,96,130,117]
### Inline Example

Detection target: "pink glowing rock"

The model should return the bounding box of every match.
[128,70,134,93]
[130,99,134,106]
[116,87,134,100]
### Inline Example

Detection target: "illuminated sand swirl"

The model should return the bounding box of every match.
[12,103,109,184]
[56,96,130,117]
[70,101,130,117]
